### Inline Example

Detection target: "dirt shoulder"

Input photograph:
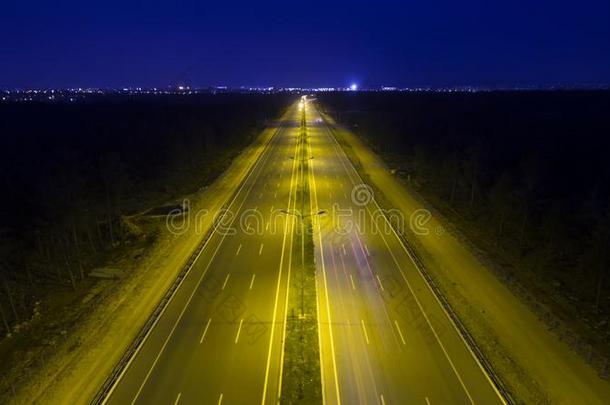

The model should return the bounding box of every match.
[324,112,610,404]
[4,119,283,405]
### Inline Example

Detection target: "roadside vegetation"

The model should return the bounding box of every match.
[281,214,321,403]
[0,94,288,400]
[319,90,610,382]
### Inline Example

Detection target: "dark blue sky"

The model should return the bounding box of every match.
[2,0,609,88]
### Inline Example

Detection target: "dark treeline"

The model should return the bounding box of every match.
[319,91,610,346]
[0,94,288,333]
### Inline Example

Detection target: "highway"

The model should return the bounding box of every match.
[104,105,302,404]
[307,104,505,405]
[102,99,506,404]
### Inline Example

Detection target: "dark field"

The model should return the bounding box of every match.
[0,93,288,337]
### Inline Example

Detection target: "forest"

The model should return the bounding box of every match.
[319,90,610,358]
[0,93,288,336]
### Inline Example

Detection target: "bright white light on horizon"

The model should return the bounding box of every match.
[350,83,358,91]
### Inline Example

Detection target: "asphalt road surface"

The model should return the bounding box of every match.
[103,100,506,405]
[105,105,302,405]
[306,106,505,405]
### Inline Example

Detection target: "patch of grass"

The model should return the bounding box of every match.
[280,114,322,404]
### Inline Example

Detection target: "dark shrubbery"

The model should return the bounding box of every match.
[319,91,610,336]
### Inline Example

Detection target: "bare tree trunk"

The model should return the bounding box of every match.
[36,232,44,257]
[595,245,608,312]
[450,175,458,205]
[0,302,9,332]
[2,276,19,322]
[54,241,63,283]
[470,173,476,209]
[118,214,125,243]
[87,225,97,254]
[498,213,505,239]
[44,234,52,263]
[519,207,528,250]
[61,238,77,290]
[496,212,506,247]
[106,188,115,245]
[595,270,605,312]
[24,263,34,284]
[96,219,104,247]
[72,223,84,280]
[107,215,115,246]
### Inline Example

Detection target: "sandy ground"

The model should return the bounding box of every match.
[8,119,283,405]
[328,115,610,404]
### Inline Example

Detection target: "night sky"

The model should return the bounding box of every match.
[2,0,609,89]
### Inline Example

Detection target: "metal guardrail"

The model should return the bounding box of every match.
[91,124,284,404]
[323,120,515,405]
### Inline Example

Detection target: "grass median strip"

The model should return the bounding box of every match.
[280,106,323,403]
